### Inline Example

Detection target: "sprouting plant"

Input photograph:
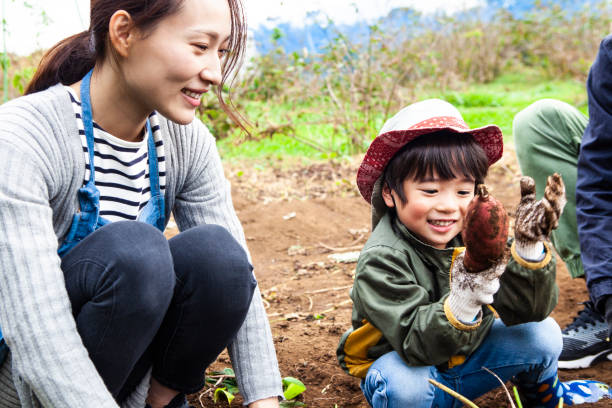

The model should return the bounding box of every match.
[201,368,307,407]
[282,377,306,400]
[203,368,239,406]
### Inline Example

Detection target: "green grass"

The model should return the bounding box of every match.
[216,71,588,161]
[431,72,587,141]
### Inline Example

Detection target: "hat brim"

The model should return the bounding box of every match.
[356,124,503,203]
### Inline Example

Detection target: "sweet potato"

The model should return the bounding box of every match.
[461,184,509,272]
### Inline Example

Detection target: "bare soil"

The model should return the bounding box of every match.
[168,145,611,407]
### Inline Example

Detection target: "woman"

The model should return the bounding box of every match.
[0,0,282,407]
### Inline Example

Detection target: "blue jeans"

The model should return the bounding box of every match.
[60,221,256,403]
[361,318,562,408]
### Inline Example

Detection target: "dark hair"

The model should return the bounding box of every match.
[383,130,489,204]
[25,0,248,130]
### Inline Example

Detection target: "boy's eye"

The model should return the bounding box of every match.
[421,189,437,194]
[458,190,472,196]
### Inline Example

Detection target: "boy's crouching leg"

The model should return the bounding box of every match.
[511,317,563,384]
[361,351,436,408]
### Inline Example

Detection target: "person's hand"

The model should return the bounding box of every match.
[446,251,506,324]
[514,173,566,259]
[248,397,280,408]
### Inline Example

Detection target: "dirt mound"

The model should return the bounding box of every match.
[173,146,611,407]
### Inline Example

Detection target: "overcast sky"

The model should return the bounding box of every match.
[1,0,481,55]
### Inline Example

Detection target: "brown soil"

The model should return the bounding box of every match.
[169,145,611,407]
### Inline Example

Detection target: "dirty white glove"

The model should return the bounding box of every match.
[447,251,506,324]
[514,173,566,261]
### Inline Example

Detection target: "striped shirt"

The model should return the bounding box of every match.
[65,86,166,222]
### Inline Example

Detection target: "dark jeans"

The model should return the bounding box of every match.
[60,221,256,403]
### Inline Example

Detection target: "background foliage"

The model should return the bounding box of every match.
[1,0,611,160]
[210,0,609,160]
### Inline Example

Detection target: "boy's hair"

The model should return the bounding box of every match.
[383,130,489,204]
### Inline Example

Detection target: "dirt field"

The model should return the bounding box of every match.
[172,144,611,407]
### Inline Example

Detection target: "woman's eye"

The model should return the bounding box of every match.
[218,48,230,58]
[194,44,208,51]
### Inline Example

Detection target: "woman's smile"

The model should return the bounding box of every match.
[181,88,206,106]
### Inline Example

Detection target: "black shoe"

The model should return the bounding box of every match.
[558,301,612,369]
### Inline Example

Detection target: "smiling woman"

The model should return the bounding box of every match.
[0,1,281,408]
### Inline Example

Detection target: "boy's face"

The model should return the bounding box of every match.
[382,173,475,249]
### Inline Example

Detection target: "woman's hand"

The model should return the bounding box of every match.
[248,397,280,408]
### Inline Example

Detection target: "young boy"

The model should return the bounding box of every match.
[336,99,611,407]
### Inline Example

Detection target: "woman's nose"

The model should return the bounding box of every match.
[200,54,223,86]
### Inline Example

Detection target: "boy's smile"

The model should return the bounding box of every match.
[382,173,476,249]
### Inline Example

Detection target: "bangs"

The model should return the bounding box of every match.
[409,136,487,182]
[383,130,489,202]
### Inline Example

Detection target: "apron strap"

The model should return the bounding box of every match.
[80,69,96,184]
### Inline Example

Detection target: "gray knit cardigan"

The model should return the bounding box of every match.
[0,84,282,407]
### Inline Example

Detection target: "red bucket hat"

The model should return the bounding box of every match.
[356,99,503,203]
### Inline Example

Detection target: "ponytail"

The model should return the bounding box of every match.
[25,31,96,95]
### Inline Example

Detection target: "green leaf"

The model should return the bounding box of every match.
[282,377,306,400]
[221,367,235,376]
[224,379,240,395]
[213,387,235,405]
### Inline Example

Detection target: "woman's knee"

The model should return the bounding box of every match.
[172,224,252,279]
[176,223,249,268]
[170,224,255,314]
[98,222,175,311]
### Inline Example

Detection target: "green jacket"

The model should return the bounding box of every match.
[337,212,558,378]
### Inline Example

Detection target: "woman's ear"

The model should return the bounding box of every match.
[382,184,396,208]
[108,10,136,58]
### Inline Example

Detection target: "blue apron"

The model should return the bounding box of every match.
[0,69,166,364]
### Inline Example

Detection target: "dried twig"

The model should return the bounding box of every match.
[303,285,352,294]
[261,298,271,309]
[428,379,479,408]
[268,312,310,323]
[320,299,352,314]
[318,242,364,252]
[197,392,206,407]
[206,373,236,379]
[305,295,314,311]
[318,233,365,252]
[482,367,516,408]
